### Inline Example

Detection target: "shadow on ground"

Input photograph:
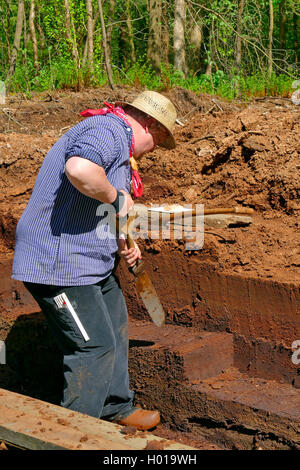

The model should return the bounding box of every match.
[0,312,63,404]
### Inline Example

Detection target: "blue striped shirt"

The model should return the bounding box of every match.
[12,114,132,285]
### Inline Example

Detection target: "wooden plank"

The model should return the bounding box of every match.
[169,214,252,229]
[0,402,131,450]
[0,388,196,450]
[0,406,68,450]
[203,214,252,229]
[136,211,252,232]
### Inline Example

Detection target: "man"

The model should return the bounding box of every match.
[12,91,177,431]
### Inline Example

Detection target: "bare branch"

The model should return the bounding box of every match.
[187,0,298,78]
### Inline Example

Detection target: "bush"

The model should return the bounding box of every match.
[2,58,295,101]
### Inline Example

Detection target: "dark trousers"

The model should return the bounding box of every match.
[24,274,134,419]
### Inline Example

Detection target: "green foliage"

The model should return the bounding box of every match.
[114,58,160,89]
[0,0,299,100]
[4,53,296,101]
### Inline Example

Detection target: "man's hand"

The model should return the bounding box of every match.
[118,236,142,268]
[117,190,134,218]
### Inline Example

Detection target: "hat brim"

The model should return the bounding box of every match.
[115,101,176,150]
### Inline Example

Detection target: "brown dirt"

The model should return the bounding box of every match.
[0,86,299,450]
[0,87,299,283]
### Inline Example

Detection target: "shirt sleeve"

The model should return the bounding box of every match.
[65,123,119,172]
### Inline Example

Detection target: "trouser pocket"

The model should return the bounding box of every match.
[53,292,90,342]
[24,282,91,352]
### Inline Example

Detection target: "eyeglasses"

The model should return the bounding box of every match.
[146,116,169,146]
[155,122,169,141]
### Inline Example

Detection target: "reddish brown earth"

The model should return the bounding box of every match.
[0,87,299,450]
[0,87,299,281]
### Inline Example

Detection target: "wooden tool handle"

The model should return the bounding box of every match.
[116,215,144,276]
[168,206,254,221]
[204,207,254,215]
[117,215,136,248]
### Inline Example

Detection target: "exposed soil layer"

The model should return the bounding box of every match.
[129,322,299,450]
[0,88,299,281]
[0,87,299,449]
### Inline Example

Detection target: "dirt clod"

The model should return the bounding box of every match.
[144,440,166,450]
[57,418,69,426]
[120,425,137,436]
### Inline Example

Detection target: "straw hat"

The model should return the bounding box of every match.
[116,90,177,149]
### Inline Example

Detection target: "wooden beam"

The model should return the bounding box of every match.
[204,214,253,229]
[169,214,252,229]
[0,388,196,450]
[134,208,252,232]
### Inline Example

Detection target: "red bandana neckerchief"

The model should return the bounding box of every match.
[80,102,143,198]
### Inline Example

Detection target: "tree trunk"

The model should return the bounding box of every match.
[294,8,299,63]
[106,0,115,61]
[147,0,162,73]
[83,12,98,67]
[268,0,273,77]
[235,0,245,71]
[1,0,11,62]
[29,0,39,72]
[174,0,186,77]
[7,0,24,81]
[205,18,214,91]
[279,0,286,50]
[126,0,136,64]
[86,0,94,78]
[189,22,202,72]
[161,0,169,65]
[36,0,45,49]
[64,0,80,70]
[23,1,27,69]
[97,0,115,89]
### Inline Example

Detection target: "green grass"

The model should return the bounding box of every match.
[2,58,296,101]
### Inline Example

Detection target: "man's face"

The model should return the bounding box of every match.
[134,118,169,158]
[149,121,169,149]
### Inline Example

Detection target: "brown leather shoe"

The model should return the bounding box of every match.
[116,408,160,431]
